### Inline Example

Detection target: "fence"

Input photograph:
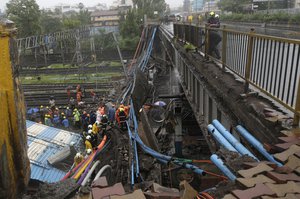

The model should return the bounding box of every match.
[173,23,300,125]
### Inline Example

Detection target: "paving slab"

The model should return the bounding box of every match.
[274,165,294,174]
[265,181,300,197]
[237,175,275,188]
[111,189,146,199]
[223,194,237,199]
[275,141,300,152]
[238,163,274,178]
[278,136,300,143]
[280,129,300,137]
[231,183,276,199]
[261,193,300,199]
[242,161,277,169]
[274,145,300,162]
[266,171,300,183]
[284,155,300,170]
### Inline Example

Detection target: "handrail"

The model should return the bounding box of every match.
[172,23,300,126]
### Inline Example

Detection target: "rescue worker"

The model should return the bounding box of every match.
[116,107,127,130]
[85,135,93,151]
[69,97,76,110]
[74,152,84,166]
[100,114,109,137]
[108,104,116,123]
[73,109,81,129]
[39,105,46,124]
[206,11,221,60]
[85,149,92,158]
[62,116,69,128]
[92,121,99,134]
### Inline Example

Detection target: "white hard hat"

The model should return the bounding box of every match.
[86,149,92,154]
[88,130,93,134]
[95,121,100,125]
[88,124,92,129]
[75,152,81,158]
[215,14,219,18]
[86,135,91,140]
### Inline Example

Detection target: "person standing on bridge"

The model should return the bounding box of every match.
[206,12,222,60]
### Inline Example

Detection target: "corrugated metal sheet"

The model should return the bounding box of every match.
[26,120,81,183]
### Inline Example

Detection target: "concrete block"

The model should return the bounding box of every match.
[238,163,274,178]
[266,171,300,183]
[237,174,275,188]
[261,193,300,199]
[274,145,300,162]
[232,183,275,199]
[223,194,237,199]
[265,181,300,197]
[242,161,277,169]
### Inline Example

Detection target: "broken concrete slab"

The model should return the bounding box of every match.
[265,181,300,197]
[223,194,237,199]
[179,180,198,199]
[231,183,276,199]
[91,183,125,199]
[238,163,273,178]
[274,145,300,162]
[280,129,300,137]
[266,171,300,183]
[278,136,300,143]
[261,193,300,199]
[111,189,146,199]
[284,155,300,170]
[236,175,275,188]
[242,161,277,169]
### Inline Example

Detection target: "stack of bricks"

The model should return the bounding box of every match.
[223,128,300,199]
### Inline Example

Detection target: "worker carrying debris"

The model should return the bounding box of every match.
[74,152,84,166]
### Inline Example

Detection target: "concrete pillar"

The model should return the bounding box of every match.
[175,115,183,157]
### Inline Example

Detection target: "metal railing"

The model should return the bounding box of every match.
[173,23,300,125]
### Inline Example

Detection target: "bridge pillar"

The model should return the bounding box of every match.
[174,100,183,157]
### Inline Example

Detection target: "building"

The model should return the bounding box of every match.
[54,4,81,13]
[192,0,204,12]
[294,0,300,8]
[203,0,220,12]
[91,10,120,33]
[183,0,191,13]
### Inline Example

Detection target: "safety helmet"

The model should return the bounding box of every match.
[63,116,66,119]
[119,108,124,112]
[215,14,219,18]
[102,114,107,118]
[40,105,43,108]
[75,152,81,158]
[88,124,92,129]
[95,121,100,125]
[74,108,77,111]
[86,149,92,154]
[88,129,93,134]
[46,106,49,109]
[209,11,215,16]
[86,135,91,140]
[67,107,69,109]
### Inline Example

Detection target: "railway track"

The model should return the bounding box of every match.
[20,66,123,75]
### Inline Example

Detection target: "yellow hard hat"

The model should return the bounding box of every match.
[119,108,124,112]
[209,11,215,16]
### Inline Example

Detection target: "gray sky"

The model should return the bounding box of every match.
[1,0,182,11]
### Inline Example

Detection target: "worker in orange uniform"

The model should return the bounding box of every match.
[124,105,130,117]
[116,107,127,130]
[74,152,84,166]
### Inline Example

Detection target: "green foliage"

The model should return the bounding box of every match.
[6,0,41,37]
[62,17,81,29]
[221,12,300,24]
[218,0,252,13]
[119,36,140,50]
[132,0,166,18]
[76,9,91,26]
[40,10,63,34]
[120,9,140,38]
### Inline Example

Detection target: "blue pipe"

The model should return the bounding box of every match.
[212,120,259,161]
[207,124,238,152]
[236,125,283,167]
[210,154,236,181]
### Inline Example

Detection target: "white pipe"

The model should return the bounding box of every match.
[93,165,112,182]
[81,160,101,187]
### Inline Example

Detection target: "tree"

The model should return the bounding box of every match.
[218,0,251,13]
[40,10,63,34]
[76,9,91,25]
[6,0,41,37]
[132,0,167,18]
